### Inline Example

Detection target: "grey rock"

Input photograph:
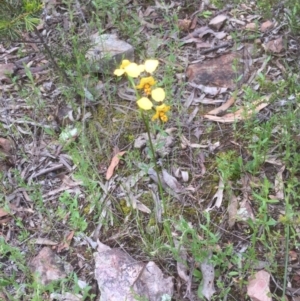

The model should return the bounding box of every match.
[209,15,227,31]
[85,33,134,73]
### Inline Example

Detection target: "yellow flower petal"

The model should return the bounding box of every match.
[151,88,165,102]
[137,97,153,110]
[114,69,125,76]
[138,64,145,73]
[156,104,170,113]
[124,63,142,78]
[152,111,160,121]
[120,60,131,69]
[152,104,170,122]
[136,77,156,89]
[160,113,168,122]
[145,59,159,73]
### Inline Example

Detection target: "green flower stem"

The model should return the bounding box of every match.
[141,111,166,215]
[128,76,139,99]
[282,186,292,300]
[127,76,166,216]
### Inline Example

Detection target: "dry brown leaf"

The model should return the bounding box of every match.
[0,208,9,218]
[184,89,195,108]
[50,292,83,301]
[8,203,34,213]
[273,165,285,200]
[263,36,284,53]
[289,250,298,261]
[105,151,126,180]
[0,292,8,301]
[206,96,236,115]
[198,152,206,175]
[260,20,274,32]
[196,41,213,49]
[190,15,198,30]
[227,185,238,228]
[33,238,58,246]
[162,169,182,193]
[206,178,224,211]
[0,208,11,224]
[136,201,151,214]
[57,230,75,253]
[0,138,12,171]
[200,252,216,300]
[0,137,13,155]
[0,63,15,81]
[181,135,208,149]
[189,82,228,95]
[204,95,271,123]
[238,175,255,221]
[143,6,156,17]
[173,239,189,283]
[178,19,191,31]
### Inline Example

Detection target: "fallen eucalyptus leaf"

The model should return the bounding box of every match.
[106,151,126,180]
[181,171,189,182]
[204,95,271,123]
[227,185,238,228]
[162,169,182,193]
[32,238,58,246]
[274,165,285,200]
[174,239,189,283]
[206,178,224,211]
[199,252,216,300]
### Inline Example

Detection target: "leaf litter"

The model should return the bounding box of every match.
[1,0,300,300]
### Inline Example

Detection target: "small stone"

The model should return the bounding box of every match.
[43,81,54,92]
[178,19,191,31]
[85,33,134,73]
[263,36,284,53]
[29,247,72,285]
[261,20,274,32]
[247,270,271,301]
[209,15,227,31]
[186,52,245,90]
[255,38,262,44]
[245,22,257,30]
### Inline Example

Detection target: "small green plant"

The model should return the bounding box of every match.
[57,191,87,232]
[0,0,42,38]
[286,6,300,34]
[216,151,243,181]
[167,215,241,299]
[198,10,213,19]
[0,237,30,297]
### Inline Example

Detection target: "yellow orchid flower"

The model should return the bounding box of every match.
[144,59,159,73]
[114,60,144,78]
[124,63,144,78]
[114,59,131,76]
[152,104,170,122]
[151,88,165,102]
[137,97,153,110]
[136,76,156,95]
